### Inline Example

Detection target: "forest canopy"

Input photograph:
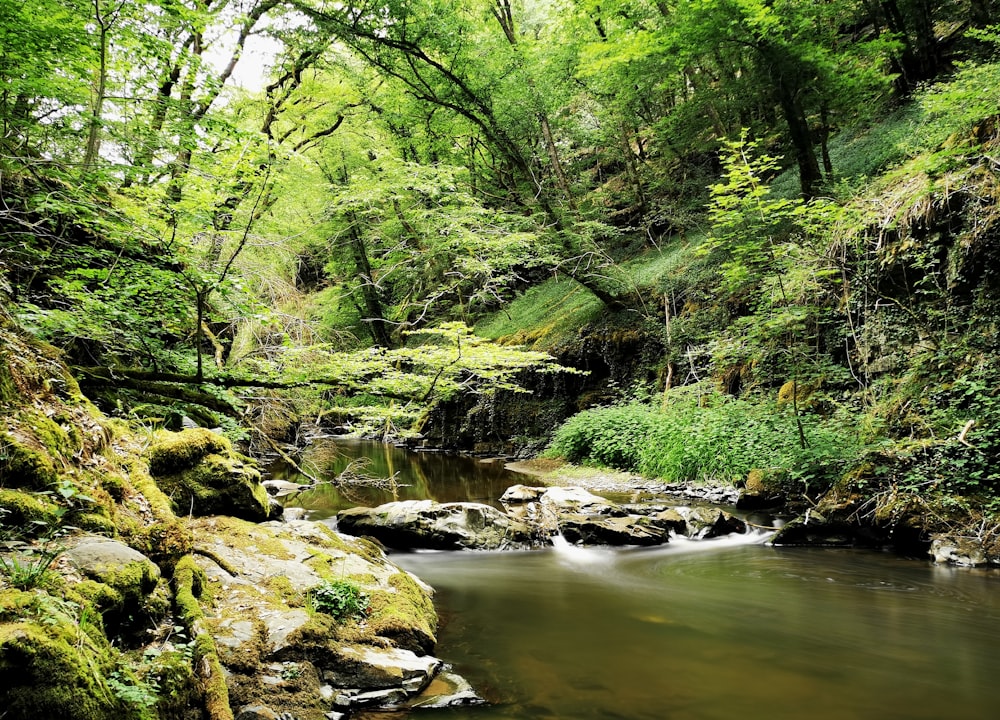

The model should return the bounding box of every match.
[2,0,999,449]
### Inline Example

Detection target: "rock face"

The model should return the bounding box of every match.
[337,500,539,550]
[186,516,456,717]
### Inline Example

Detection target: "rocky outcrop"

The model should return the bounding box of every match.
[147,428,273,521]
[337,500,539,550]
[185,515,476,717]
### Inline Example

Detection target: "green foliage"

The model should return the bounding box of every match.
[307,580,369,623]
[547,391,856,491]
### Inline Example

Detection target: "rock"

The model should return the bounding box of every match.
[538,486,624,516]
[405,668,486,709]
[930,535,988,566]
[675,507,747,539]
[648,508,688,534]
[235,706,280,720]
[337,500,538,550]
[63,536,162,613]
[321,644,441,691]
[499,484,545,502]
[558,514,669,546]
[0,589,130,720]
[147,428,271,521]
[736,468,786,510]
[661,482,741,505]
[770,510,868,547]
[186,516,442,716]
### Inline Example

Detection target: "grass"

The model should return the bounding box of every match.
[475,277,603,349]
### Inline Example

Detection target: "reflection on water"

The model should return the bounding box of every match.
[285,441,1000,720]
[390,543,1000,720]
[271,439,523,519]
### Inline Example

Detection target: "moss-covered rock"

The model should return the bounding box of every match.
[0,589,144,720]
[0,429,60,489]
[148,430,270,521]
[147,429,231,476]
[0,488,62,529]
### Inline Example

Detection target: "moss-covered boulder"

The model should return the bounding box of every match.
[63,536,168,624]
[147,429,271,521]
[184,516,442,717]
[0,589,144,720]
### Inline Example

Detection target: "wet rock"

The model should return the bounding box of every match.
[930,535,989,566]
[677,507,748,539]
[770,510,871,547]
[647,508,688,534]
[337,500,537,550]
[321,644,441,692]
[405,668,487,709]
[558,514,669,546]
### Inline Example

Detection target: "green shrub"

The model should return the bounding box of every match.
[306,580,369,623]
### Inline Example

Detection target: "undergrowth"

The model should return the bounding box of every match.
[545,389,857,493]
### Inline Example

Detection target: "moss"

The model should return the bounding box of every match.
[173,555,234,720]
[196,516,294,560]
[153,452,271,521]
[0,351,15,407]
[263,575,303,607]
[71,579,124,612]
[126,460,176,523]
[147,429,230,476]
[365,571,438,655]
[0,589,142,720]
[72,511,118,534]
[124,519,192,572]
[0,430,59,489]
[0,488,61,529]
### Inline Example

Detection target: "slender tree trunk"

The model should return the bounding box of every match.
[347,217,394,348]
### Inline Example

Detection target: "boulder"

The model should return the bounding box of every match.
[558,514,669,546]
[321,644,441,692]
[537,486,624,516]
[675,507,747,539]
[147,428,272,521]
[185,516,451,717]
[930,535,989,566]
[736,468,786,510]
[63,535,163,617]
[337,500,538,551]
[647,508,688,534]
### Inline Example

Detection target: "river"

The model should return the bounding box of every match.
[283,440,1000,720]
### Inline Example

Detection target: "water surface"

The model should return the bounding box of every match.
[284,441,1000,720]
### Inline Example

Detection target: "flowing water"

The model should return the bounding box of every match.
[283,441,1000,720]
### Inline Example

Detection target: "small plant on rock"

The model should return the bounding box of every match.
[306,579,369,622]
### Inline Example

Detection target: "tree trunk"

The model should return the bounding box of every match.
[763,44,823,198]
[347,219,394,348]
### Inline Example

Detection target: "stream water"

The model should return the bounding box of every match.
[283,440,1000,720]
